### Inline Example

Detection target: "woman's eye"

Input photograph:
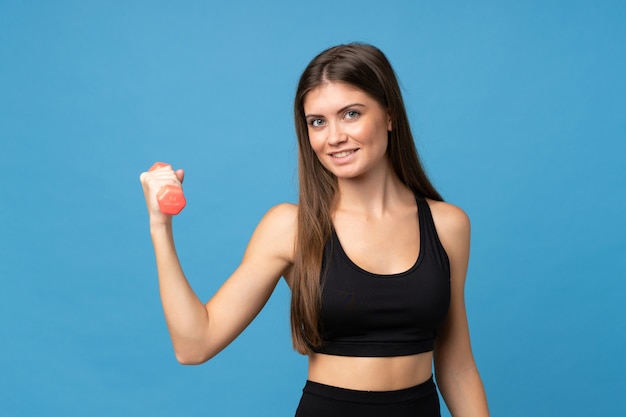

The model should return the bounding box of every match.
[345,110,360,119]
[309,118,325,127]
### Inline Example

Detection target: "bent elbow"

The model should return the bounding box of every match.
[176,357,204,366]
[175,351,210,365]
[173,345,215,365]
[171,334,220,365]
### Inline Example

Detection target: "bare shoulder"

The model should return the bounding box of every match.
[260,202,298,231]
[247,202,298,264]
[425,199,470,253]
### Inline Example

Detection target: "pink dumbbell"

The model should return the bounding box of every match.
[149,162,186,215]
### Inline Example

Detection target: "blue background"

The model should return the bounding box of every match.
[1,1,624,416]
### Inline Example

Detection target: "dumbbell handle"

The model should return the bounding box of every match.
[149,162,186,215]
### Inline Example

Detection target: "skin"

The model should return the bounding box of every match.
[140,81,489,416]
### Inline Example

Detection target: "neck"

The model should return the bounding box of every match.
[333,162,413,218]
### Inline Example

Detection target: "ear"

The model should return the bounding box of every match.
[387,113,392,131]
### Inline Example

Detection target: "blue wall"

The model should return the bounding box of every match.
[1,1,624,415]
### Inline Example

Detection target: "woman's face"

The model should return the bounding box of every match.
[303,82,392,180]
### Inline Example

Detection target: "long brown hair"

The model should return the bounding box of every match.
[290,43,443,354]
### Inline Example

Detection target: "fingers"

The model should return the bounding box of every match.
[139,163,185,219]
[141,164,183,187]
[175,169,185,183]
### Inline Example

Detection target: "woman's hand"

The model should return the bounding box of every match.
[139,164,185,226]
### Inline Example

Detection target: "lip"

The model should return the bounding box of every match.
[328,148,359,158]
[327,148,359,166]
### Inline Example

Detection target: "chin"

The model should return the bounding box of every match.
[333,170,364,180]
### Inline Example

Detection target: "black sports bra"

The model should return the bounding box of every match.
[312,197,451,357]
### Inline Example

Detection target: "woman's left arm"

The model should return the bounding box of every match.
[430,200,490,417]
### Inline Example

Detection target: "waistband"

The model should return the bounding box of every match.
[301,376,437,405]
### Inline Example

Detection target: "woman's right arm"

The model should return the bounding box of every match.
[140,165,296,364]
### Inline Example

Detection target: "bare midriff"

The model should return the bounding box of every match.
[307,351,434,391]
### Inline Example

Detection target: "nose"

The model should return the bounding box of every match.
[327,121,347,146]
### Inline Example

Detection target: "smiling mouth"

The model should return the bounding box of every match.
[331,150,357,158]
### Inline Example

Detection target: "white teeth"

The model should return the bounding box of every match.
[332,150,354,158]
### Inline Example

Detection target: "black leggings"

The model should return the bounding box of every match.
[294,376,441,417]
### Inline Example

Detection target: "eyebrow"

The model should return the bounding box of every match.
[305,103,366,119]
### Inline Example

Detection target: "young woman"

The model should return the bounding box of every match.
[140,43,489,416]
